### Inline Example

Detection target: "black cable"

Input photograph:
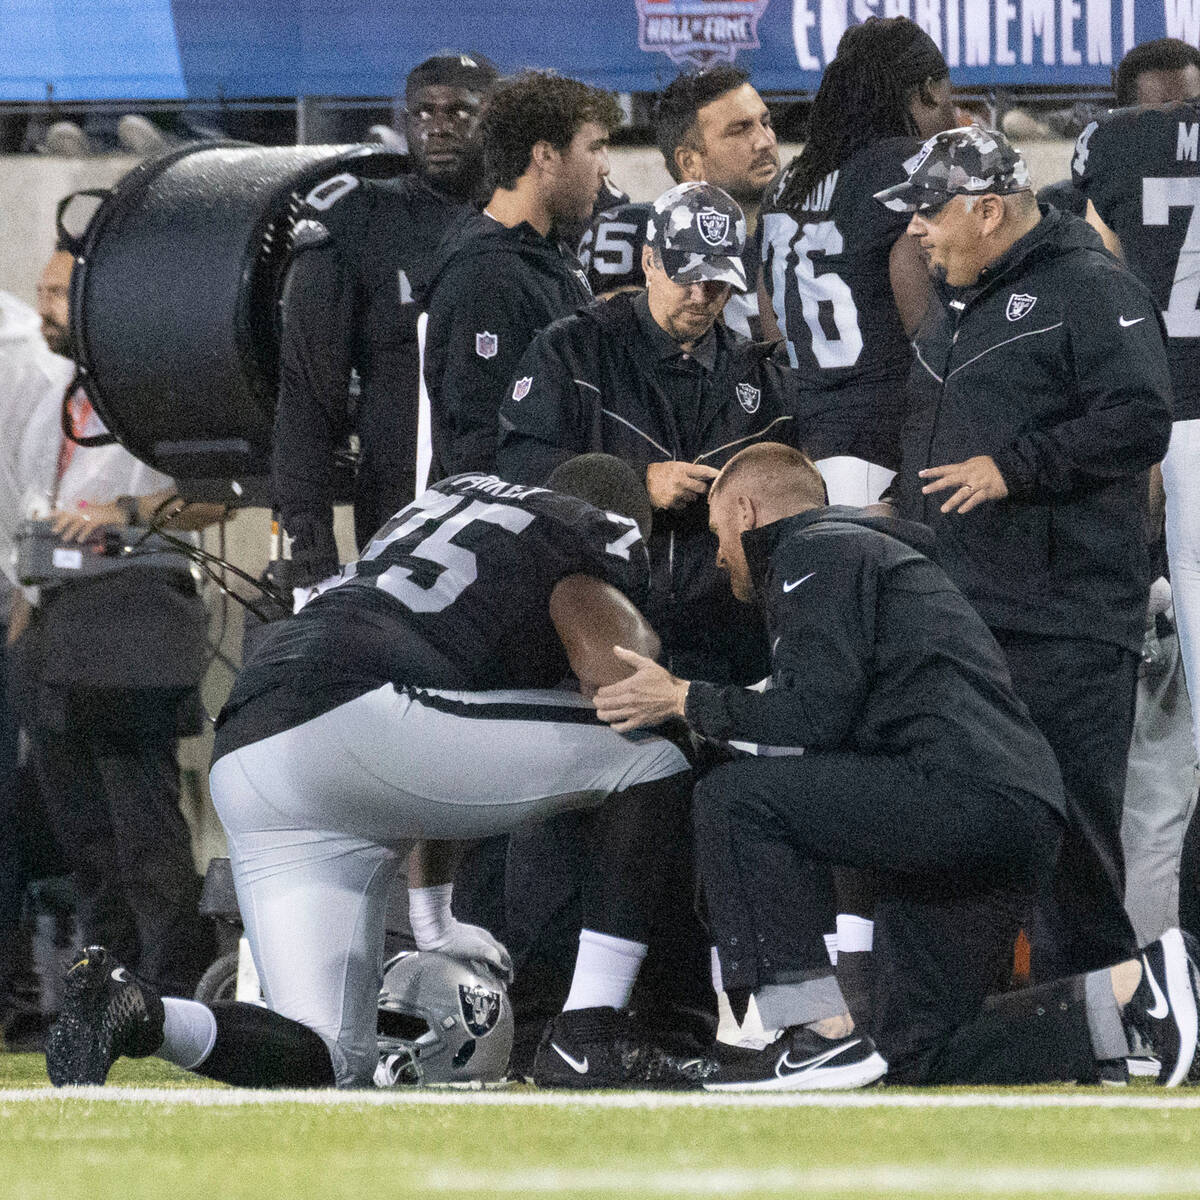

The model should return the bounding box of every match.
[127,526,288,609]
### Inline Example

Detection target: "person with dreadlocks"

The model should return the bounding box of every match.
[760,16,958,507]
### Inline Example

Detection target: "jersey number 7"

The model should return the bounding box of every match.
[1143,176,1200,338]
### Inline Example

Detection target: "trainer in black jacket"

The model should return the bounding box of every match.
[499,179,817,685]
[497,290,802,683]
[589,445,1200,1090]
[878,127,1174,982]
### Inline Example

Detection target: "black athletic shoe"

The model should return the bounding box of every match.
[1122,927,1199,1088]
[532,1006,719,1089]
[45,947,164,1086]
[703,1025,887,1092]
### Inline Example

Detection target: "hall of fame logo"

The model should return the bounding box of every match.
[636,0,771,67]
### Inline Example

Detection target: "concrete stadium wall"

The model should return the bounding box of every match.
[0,139,1079,304]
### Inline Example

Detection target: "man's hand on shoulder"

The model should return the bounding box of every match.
[646,461,720,510]
[918,455,1008,514]
[593,647,690,732]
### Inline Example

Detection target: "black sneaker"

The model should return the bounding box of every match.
[1122,927,1199,1088]
[703,1024,887,1092]
[532,1006,719,1090]
[45,947,164,1086]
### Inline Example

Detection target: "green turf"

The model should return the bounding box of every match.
[3,1055,1199,1200]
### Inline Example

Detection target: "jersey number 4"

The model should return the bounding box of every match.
[1144,176,1200,338]
[763,212,864,370]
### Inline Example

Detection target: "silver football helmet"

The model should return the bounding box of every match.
[375,951,513,1085]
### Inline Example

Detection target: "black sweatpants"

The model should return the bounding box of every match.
[995,632,1140,980]
[30,687,214,996]
[694,753,1099,1085]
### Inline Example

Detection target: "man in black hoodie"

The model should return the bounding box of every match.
[595,442,1200,1089]
[876,127,1174,986]
[423,71,621,480]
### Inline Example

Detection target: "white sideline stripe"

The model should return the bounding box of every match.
[419,1165,1200,1195]
[7,1086,1200,1110]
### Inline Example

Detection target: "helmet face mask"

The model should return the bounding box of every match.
[375,951,514,1085]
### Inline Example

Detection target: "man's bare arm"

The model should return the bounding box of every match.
[889,234,933,338]
[550,574,661,698]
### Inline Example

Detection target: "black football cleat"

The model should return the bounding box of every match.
[532,1006,719,1089]
[45,947,164,1087]
[1122,927,1199,1088]
[703,1025,887,1091]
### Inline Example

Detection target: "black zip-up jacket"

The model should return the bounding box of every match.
[495,292,804,682]
[685,507,1065,809]
[273,173,474,584]
[423,213,593,479]
[895,207,1173,652]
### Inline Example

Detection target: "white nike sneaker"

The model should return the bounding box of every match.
[703,1025,887,1092]
[1123,927,1200,1087]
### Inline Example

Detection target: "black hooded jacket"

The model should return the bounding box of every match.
[684,507,1065,815]
[895,207,1173,652]
[422,212,593,479]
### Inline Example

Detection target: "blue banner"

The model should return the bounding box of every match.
[3,0,1199,100]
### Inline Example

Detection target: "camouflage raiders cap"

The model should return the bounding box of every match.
[645,181,748,292]
[874,125,1033,214]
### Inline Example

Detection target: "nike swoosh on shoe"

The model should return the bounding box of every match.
[551,1043,589,1074]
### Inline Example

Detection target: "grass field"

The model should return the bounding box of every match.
[5,1056,1200,1200]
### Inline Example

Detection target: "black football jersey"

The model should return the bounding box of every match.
[577,202,652,295]
[761,138,921,390]
[1073,101,1200,419]
[274,172,477,577]
[242,472,647,693]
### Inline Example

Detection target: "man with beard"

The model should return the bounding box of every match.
[7,241,226,998]
[273,54,497,603]
[652,66,780,340]
[423,71,622,480]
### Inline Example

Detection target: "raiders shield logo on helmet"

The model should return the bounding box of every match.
[475,331,499,359]
[1006,293,1037,322]
[512,376,532,401]
[736,382,761,413]
[459,983,502,1036]
[697,207,731,247]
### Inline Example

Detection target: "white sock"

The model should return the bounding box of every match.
[407,883,454,948]
[824,932,839,965]
[563,929,647,1012]
[836,914,874,953]
[158,998,218,1071]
